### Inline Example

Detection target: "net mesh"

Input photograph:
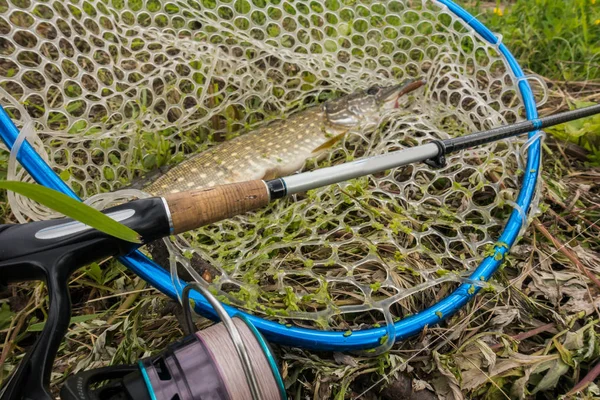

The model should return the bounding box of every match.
[0,0,541,331]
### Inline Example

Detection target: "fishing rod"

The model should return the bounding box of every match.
[164,103,600,236]
[0,103,599,400]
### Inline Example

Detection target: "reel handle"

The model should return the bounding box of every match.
[0,256,73,400]
[0,198,170,400]
[60,365,149,400]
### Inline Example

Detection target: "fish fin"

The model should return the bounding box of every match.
[262,167,280,180]
[128,165,172,190]
[311,131,347,153]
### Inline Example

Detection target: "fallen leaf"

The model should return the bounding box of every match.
[434,352,463,400]
[475,340,497,370]
[531,359,570,394]
[461,351,558,390]
[490,307,519,329]
[509,368,532,400]
[333,352,359,368]
[0,302,14,330]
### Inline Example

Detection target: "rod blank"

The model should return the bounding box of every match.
[443,103,600,154]
[282,143,440,195]
[161,104,600,235]
[274,103,600,199]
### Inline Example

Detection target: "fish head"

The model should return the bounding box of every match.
[324,78,426,128]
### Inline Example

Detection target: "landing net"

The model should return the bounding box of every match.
[0,0,543,349]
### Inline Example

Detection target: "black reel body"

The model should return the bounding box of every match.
[60,333,229,400]
[0,197,170,400]
[58,365,149,400]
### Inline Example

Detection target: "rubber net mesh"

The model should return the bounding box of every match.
[0,0,541,332]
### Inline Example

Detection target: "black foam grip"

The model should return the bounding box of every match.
[0,197,171,400]
[0,197,170,272]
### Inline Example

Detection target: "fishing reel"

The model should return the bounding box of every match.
[60,284,286,400]
[0,199,285,400]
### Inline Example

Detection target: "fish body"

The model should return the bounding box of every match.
[145,107,344,195]
[142,79,426,196]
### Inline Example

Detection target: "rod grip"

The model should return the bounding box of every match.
[164,180,269,234]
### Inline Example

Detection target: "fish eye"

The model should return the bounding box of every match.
[366,85,380,95]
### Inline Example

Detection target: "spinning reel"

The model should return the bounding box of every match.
[60,284,285,400]
[0,199,285,400]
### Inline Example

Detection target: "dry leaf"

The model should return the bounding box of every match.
[333,352,359,368]
[531,359,570,394]
[433,352,463,400]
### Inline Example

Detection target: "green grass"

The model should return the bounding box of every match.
[471,0,600,81]
[545,100,600,164]
[472,0,600,164]
[0,181,142,243]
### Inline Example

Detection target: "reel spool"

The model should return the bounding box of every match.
[60,284,286,400]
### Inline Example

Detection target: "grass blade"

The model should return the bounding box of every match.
[27,313,101,332]
[0,181,141,243]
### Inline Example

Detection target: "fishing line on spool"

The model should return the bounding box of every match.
[59,281,286,400]
[141,282,286,400]
[181,283,262,400]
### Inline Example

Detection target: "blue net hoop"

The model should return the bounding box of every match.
[0,0,541,351]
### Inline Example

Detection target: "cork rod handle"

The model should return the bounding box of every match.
[163,180,270,234]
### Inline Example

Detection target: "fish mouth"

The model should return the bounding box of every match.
[380,78,427,108]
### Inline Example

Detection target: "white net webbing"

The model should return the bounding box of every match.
[0,0,541,330]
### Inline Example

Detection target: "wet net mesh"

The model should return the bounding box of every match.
[0,0,541,332]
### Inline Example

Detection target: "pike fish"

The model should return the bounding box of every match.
[140,79,426,196]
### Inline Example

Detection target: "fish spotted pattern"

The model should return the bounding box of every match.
[142,79,426,196]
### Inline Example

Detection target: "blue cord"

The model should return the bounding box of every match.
[137,361,158,400]
[0,0,541,351]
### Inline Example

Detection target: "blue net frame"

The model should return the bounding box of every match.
[0,0,540,351]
